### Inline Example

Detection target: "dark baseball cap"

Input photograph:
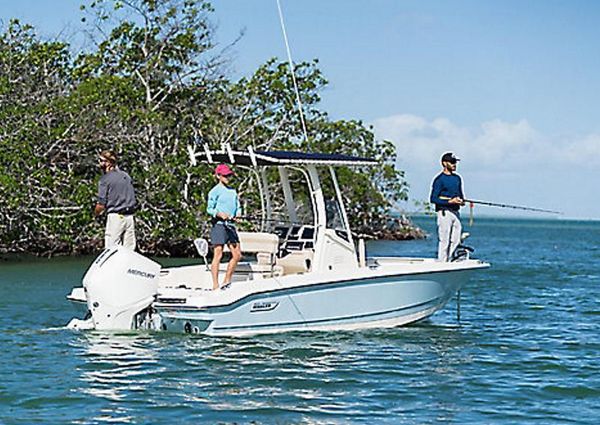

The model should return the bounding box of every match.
[441,152,460,164]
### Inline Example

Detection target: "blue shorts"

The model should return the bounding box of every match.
[210,222,239,246]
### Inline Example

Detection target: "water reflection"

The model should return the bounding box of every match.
[3,218,600,424]
[77,332,160,407]
[68,325,475,422]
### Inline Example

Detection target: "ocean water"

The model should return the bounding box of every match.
[0,217,599,424]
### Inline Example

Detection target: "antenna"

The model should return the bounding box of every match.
[276,0,310,142]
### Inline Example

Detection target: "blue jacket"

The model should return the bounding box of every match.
[207,183,240,218]
[430,172,464,213]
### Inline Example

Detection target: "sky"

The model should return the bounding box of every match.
[2,0,599,219]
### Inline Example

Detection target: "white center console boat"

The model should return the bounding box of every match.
[67,145,488,336]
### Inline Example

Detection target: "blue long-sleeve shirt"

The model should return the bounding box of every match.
[207,183,240,219]
[430,172,464,213]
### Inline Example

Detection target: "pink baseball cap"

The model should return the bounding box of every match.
[215,164,234,176]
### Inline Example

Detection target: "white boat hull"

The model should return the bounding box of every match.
[67,248,487,336]
[66,150,492,336]
[155,268,474,336]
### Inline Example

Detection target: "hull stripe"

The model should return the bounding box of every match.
[156,269,467,313]
[190,296,445,332]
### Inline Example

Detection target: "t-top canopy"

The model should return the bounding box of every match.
[188,144,379,167]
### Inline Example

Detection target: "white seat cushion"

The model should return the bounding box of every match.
[276,251,314,275]
[224,232,279,255]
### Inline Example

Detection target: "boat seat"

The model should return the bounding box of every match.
[224,231,278,255]
[224,232,281,277]
[276,250,314,275]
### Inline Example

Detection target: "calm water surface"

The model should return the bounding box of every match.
[0,217,599,424]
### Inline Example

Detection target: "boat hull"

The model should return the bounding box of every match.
[156,268,472,336]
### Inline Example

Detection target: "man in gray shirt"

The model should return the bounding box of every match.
[95,150,137,250]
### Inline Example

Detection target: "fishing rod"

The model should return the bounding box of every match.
[439,196,561,215]
[464,199,561,215]
[232,215,304,226]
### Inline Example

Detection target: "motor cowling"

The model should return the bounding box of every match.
[83,247,161,330]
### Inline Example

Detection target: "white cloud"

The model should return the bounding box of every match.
[559,134,600,163]
[371,114,600,218]
[372,114,541,171]
[373,113,600,169]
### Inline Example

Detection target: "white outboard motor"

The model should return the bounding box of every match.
[83,246,161,330]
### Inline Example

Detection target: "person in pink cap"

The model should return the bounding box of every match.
[206,164,242,290]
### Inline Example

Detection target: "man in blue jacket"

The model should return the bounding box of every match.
[430,152,465,261]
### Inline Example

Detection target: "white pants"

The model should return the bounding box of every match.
[437,210,462,262]
[105,213,136,250]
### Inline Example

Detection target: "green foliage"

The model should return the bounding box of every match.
[0,0,413,256]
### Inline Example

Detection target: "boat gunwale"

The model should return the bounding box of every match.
[154,261,487,312]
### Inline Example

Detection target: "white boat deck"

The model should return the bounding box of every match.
[155,257,488,309]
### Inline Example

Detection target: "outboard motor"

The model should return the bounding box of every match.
[83,247,161,330]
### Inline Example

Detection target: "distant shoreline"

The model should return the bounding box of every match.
[0,222,426,259]
[408,213,599,222]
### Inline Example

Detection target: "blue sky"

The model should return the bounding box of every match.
[2,1,599,218]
